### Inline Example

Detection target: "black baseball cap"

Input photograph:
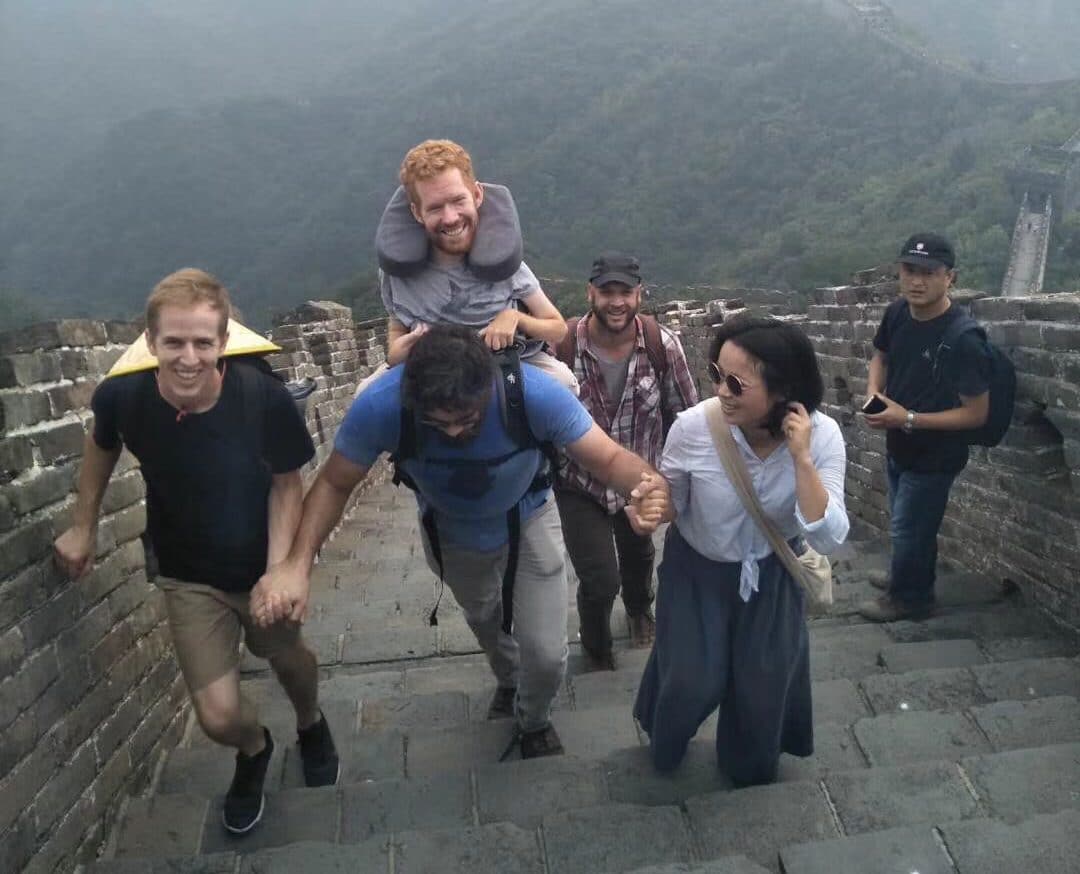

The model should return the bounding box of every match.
[589,252,642,288]
[897,233,955,271]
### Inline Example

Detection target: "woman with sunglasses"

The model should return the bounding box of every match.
[634,314,849,785]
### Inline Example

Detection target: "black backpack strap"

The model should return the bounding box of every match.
[501,504,521,634]
[932,310,982,385]
[230,359,267,463]
[640,315,674,436]
[640,315,669,381]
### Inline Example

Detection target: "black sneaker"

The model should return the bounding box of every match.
[223,728,273,835]
[520,723,564,759]
[487,686,517,720]
[297,711,340,787]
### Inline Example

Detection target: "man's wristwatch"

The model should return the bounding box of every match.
[902,410,916,433]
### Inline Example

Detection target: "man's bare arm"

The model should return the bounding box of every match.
[867,349,888,399]
[54,433,121,578]
[265,469,304,569]
[251,451,369,625]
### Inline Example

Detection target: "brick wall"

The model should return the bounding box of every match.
[0,302,389,873]
[806,284,1080,627]
[656,285,1080,629]
[0,319,184,874]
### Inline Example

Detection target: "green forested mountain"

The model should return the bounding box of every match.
[2,0,1079,328]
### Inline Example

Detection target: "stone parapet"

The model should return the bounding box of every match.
[0,318,183,874]
[0,300,390,872]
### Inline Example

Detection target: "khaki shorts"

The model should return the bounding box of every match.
[158,577,302,692]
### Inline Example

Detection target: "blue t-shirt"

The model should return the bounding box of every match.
[335,363,594,550]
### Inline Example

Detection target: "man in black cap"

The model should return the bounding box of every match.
[858,233,992,621]
[554,253,698,666]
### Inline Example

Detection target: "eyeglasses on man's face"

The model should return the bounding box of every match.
[707,362,755,396]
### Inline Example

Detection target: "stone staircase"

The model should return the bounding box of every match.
[81,484,1080,873]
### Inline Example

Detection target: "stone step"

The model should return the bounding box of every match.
[937,809,1080,873]
[107,737,1080,870]
[853,695,1080,766]
[622,861,773,874]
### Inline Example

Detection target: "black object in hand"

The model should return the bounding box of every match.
[861,394,887,415]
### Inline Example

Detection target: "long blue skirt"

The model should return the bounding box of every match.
[633,524,813,786]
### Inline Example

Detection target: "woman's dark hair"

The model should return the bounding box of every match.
[707,314,825,437]
[402,324,493,413]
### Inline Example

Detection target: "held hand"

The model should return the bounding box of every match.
[863,394,908,430]
[478,309,520,351]
[54,525,96,579]
[249,561,311,628]
[781,402,813,460]
[626,472,669,535]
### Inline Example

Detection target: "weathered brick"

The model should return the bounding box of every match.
[18,579,81,651]
[32,418,86,465]
[0,386,52,430]
[106,321,141,343]
[0,352,63,388]
[46,378,98,416]
[79,538,145,605]
[0,722,61,830]
[111,501,147,546]
[100,471,145,514]
[1042,323,1080,352]
[33,742,96,839]
[108,573,152,622]
[0,435,34,484]
[59,347,124,380]
[24,796,95,874]
[0,812,35,874]
[0,517,55,582]
[0,693,41,775]
[2,461,77,517]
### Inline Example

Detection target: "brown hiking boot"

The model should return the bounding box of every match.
[857,594,934,623]
[628,609,656,648]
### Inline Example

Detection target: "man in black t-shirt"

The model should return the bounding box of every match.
[54,269,337,836]
[857,234,992,622]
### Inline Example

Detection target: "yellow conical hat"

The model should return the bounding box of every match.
[106,318,280,378]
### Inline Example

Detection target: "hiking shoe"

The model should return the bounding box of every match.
[520,723,565,759]
[223,728,273,835]
[297,711,339,788]
[628,609,656,648]
[857,594,934,623]
[487,686,517,720]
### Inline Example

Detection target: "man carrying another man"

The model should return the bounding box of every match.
[251,325,669,757]
[378,138,576,391]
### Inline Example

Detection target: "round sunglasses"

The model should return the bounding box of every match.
[707,362,755,396]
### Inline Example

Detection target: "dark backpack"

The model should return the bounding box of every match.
[555,314,674,435]
[932,311,1016,447]
[390,346,558,633]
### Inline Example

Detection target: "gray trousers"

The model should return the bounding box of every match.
[421,496,568,732]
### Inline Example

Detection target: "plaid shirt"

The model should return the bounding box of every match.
[557,315,699,513]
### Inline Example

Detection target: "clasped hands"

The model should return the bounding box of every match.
[249,560,310,629]
[624,471,670,535]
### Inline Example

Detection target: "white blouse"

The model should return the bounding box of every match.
[660,401,850,601]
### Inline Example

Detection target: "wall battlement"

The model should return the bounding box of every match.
[0,304,386,874]
[657,284,1080,629]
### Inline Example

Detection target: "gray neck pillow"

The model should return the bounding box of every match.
[375,182,524,282]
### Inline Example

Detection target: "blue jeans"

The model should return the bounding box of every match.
[887,457,957,606]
